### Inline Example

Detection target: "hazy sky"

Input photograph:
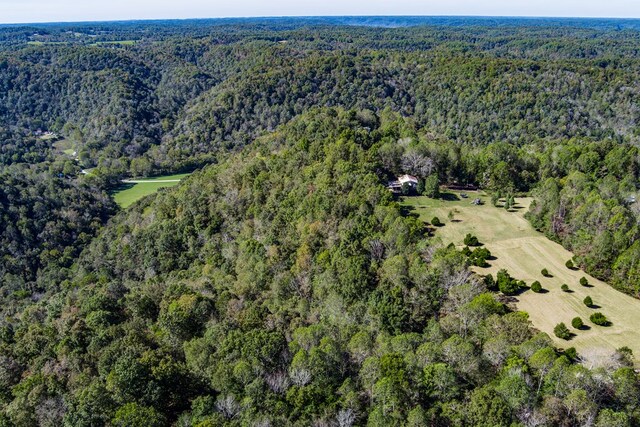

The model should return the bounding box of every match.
[2,0,640,24]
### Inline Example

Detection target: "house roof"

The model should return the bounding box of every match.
[398,174,418,184]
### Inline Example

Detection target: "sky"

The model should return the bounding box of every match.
[1,0,640,24]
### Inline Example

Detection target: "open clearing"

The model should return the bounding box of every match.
[403,192,640,365]
[111,173,190,208]
[91,40,137,46]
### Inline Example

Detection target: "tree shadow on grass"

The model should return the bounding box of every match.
[440,192,460,201]
[508,287,531,297]
[527,287,550,294]
[400,205,419,219]
[587,304,602,309]
[577,325,591,331]
[593,321,613,327]
[108,183,135,196]
[581,284,595,288]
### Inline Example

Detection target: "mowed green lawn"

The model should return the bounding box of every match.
[112,173,190,208]
[403,192,640,366]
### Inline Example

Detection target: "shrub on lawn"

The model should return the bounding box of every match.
[571,317,584,329]
[565,260,574,269]
[580,277,589,286]
[468,247,492,268]
[484,274,496,291]
[497,269,521,296]
[554,322,572,340]
[564,347,577,360]
[541,268,551,277]
[531,281,542,293]
[561,284,570,292]
[590,312,610,326]
[464,233,480,247]
[583,296,593,307]
[431,217,442,226]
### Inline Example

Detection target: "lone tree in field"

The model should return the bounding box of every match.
[580,277,589,286]
[565,260,574,269]
[554,323,571,340]
[541,268,551,277]
[431,217,442,227]
[496,269,521,296]
[504,195,515,210]
[504,197,512,210]
[561,284,570,292]
[468,247,492,268]
[423,174,440,199]
[590,312,610,326]
[564,347,577,361]
[464,233,480,247]
[484,274,496,291]
[448,210,455,222]
[583,296,593,307]
[571,317,584,329]
[531,281,542,293]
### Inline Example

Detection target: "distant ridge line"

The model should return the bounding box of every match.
[2,15,640,29]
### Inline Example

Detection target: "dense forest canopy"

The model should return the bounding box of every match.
[1,20,640,176]
[1,18,640,426]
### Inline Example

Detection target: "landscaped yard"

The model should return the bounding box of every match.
[111,173,190,208]
[403,192,640,366]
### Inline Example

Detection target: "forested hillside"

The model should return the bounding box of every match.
[1,18,640,426]
[1,110,637,426]
[1,23,640,176]
[0,164,115,295]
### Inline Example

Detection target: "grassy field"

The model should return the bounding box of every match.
[111,173,190,208]
[403,192,640,366]
[91,40,136,46]
[52,139,74,156]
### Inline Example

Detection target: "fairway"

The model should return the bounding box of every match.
[403,192,640,366]
[112,173,190,208]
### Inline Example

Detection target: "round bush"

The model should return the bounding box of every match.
[580,277,589,286]
[583,296,593,307]
[541,268,551,277]
[531,281,542,293]
[431,217,442,226]
[565,260,574,269]
[590,312,610,326]
[554,322,571,340]
[561,284,570,292]
[464,233,480,247]
[564,347,577,360]
[571,317,584,329]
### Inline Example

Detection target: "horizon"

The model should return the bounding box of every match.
[3,14,640,27]
[2,0,640,26]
